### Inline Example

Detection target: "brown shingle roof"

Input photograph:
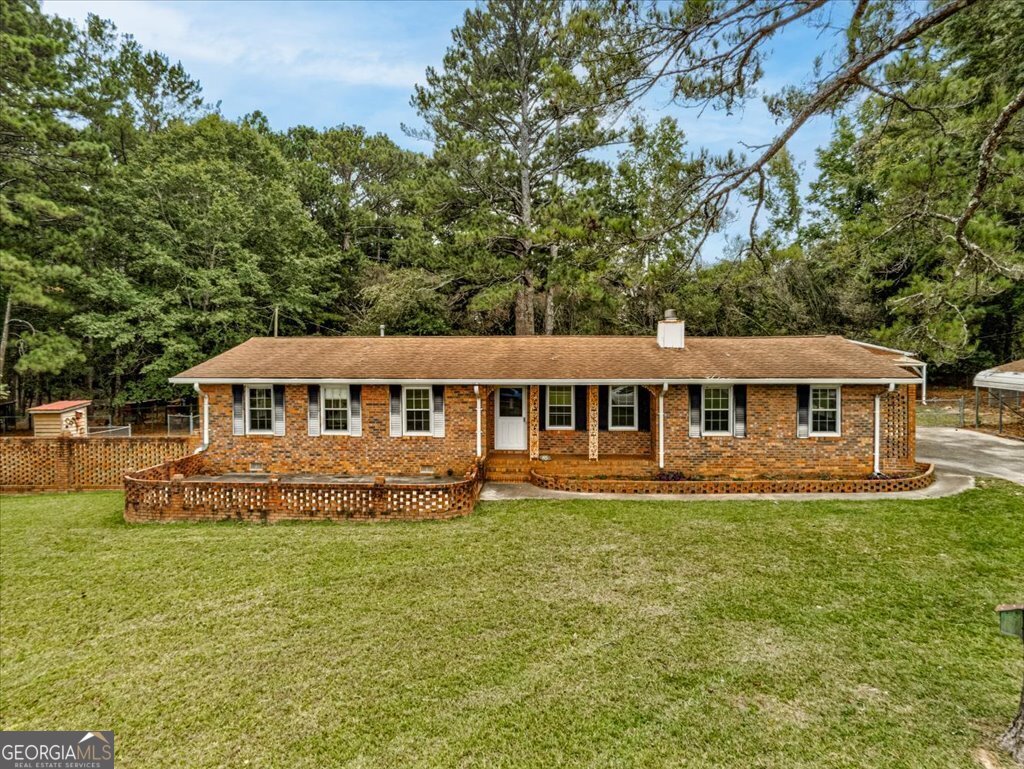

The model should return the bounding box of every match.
[992,359,1024,374]
[28,400,92,413]
[170,335,920,383]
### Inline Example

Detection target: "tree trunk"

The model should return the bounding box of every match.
[0,294,11,388]
[515,270,536,335]
[1002,667,1024,764]
[543,289,555,335]
[543,243,557,335]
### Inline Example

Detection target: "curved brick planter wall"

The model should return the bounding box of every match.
[124,455,483,523]
[529,463,935,495]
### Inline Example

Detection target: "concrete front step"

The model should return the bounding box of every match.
[485,452,657,482]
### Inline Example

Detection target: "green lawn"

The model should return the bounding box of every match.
[2,485,1023,768]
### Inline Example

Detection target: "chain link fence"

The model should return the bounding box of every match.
[917,391,1023,437]
[917,398,966,428]
[166,413,198,435]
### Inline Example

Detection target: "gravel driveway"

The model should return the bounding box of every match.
[916,427,1023,484]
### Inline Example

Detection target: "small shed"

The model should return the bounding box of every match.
[28,400,92,437]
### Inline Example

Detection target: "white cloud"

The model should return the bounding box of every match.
[44,0,430,88]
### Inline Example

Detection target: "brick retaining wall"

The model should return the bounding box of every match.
[124,455,484,523]
[0,436,200,492]
[529,463,935,495]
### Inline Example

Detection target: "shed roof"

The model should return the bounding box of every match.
[28,400,92,413]
[170,335,921,384]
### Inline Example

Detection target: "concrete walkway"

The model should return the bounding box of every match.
[480,470,973,503]
[916,426,1023,484]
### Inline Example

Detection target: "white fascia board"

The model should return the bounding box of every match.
[170,376,922,386]
[848,339,919,359]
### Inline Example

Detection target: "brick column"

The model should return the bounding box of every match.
[588,385,599,460]
[528,386,540,460]
[907,384,917,464]
[371,476,387,518]
[55,437,72,490]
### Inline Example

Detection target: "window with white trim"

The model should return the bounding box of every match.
[322,385,349,433]
[403,386,432,434]
[702,385,731,435]
[609,385,638,430]
[810,386,840,435]
[546,385,574,429]
[246,385,273,434]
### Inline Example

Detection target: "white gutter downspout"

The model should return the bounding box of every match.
[873,392,881,475]
[474,385,482,458]
[659,383,668,469]
[921,363,927,404]
[193,383,209,452]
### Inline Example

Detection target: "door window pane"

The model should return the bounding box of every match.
[499,388,523,418]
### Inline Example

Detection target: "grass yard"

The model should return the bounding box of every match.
[2,485,1023,768]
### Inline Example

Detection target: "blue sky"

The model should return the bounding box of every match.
[45,0,847,258]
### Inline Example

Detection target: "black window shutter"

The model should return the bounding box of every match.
[638,386,651,431]
[598,386,609,431]
[232,385,244,435]
[272,384,285,436]
[797,385,810,438]
[307,385,320,436]
[432,384,445,437]
[539,386,547,430]
[733,384,747,438]
[688,385,701,438]
[349,385,362,436]
[574,385,587,431]
[389,385,402,436]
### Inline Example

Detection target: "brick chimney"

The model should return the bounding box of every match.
[657,309,685,349]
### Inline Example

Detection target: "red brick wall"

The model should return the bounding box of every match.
[198,382,913,481]
[200,384,480,477]
[661,384,909,478]
[538,428,653,456]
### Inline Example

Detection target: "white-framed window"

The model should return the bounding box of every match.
[403,386,432,435]
[702,385,732,436]
[246,385,273,434]
[322,385,349,434]
[609,385,638,430]
[810,385,841,436]
[546,385,574,429]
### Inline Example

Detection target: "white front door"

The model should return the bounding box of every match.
[495,386,527,450]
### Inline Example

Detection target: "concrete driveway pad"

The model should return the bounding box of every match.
[916,426,1023,484]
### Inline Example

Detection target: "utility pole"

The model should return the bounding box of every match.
[272,305,279,337]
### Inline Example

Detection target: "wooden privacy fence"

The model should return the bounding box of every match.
[0,436,199,492]
[124,456,484,523]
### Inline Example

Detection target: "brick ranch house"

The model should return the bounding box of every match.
[124,315,931,522]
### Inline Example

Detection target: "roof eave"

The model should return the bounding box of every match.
[171,376,921,386]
